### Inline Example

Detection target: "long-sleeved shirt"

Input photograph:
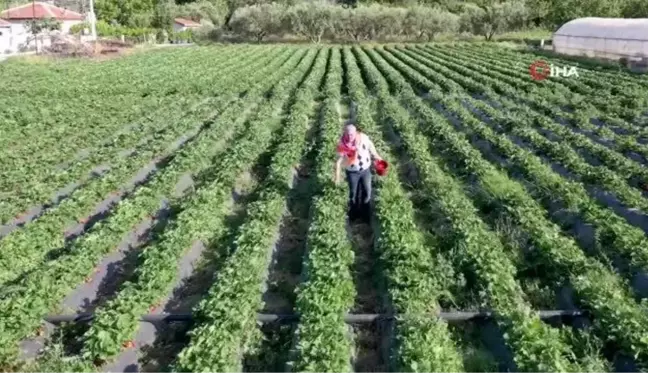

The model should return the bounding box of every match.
[337,132,378,172]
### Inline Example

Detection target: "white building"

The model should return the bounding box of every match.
[0,19,12,53]
[0,1,84,53]
[173,18,201,33]
[553,17,648,61]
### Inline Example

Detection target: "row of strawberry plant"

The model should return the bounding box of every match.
[78,48,319,363]
[422,45,648,149]
[288,47,356,372]
[0,48,248,193]
[348,46,465,372]
[0,45,232,97]
[0,48,311,367]
[35,47,288,189]
[0,47,286,225]
[463,46,645,116]
[173,47,329,372]
[393,46,648,213]
[0,93,196,198]
[0,53,183,145]
[379,47,648,275]
[3,45,253,101]
[392,45,632,371]
[0,46,259,179]
[446,44,646,119]
[0,98,222,283]
[1,97,215,226]
[432,44,647,131]
[40,47,276,170]
[364,46,583,372]
[403,46,648,184]
[7,48,289,214]
[456,44,648,105]
[450,44,647,108]
[1,95,169,170]
[1,46,256,145]
[373,47,648,364]
[466,97,648,274]
[407,45,648,159]
[384,45,648,276]
[0,48,300,288]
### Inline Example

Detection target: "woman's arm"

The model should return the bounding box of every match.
[366,135,382,160]
[334,156,343,184]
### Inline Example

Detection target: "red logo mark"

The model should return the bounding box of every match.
[529,60,550,81]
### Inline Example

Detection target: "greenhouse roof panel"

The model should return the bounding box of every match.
[554,17,648,41]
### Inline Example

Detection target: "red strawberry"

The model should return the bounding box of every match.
[149,302,161,313]
[122,340,135,349]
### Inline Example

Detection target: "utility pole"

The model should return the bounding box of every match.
[87,0,96,39]
[32,0,37,52]
[87,0,96,52]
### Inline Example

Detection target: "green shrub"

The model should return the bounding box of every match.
[69,22,88,35]
[69,20,154,42]
[171,29,194,43]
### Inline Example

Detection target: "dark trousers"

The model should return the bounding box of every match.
[345,168,372,222]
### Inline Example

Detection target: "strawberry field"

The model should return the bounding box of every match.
[2,43,648,372]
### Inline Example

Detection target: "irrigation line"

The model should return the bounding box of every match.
[44,310,586,325]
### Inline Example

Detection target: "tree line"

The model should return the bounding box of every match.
[66,0,648,43]
[221,1,529,43]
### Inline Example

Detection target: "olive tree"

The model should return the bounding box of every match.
[459,0,528,40]
[333,4,406,42]
[287,1,336,43]
[229,2,287,41]
[371,5,407,40]
[173,1,225,27]
[333,5,374,41]
[404,6,458,41]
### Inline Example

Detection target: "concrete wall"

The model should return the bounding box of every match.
[173,23,187,33]
[0,27,12,53]
[2,19,82,52]
[7,21,28,51]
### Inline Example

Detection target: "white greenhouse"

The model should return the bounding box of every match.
[553,17,648,61]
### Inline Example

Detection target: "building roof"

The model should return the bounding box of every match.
[0,18,10,27]
[0,2,84,21]
[554,17,648,41]
[553,17,648,59]
[174,17,201,27]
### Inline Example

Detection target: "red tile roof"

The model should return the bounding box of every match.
[0,18,10,27]
[1,2,84,21]
[174,17,201,27]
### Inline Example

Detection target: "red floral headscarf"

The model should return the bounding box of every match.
[337,130,361,165]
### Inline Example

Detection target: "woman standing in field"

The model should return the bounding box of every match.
[334,123,383,220]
